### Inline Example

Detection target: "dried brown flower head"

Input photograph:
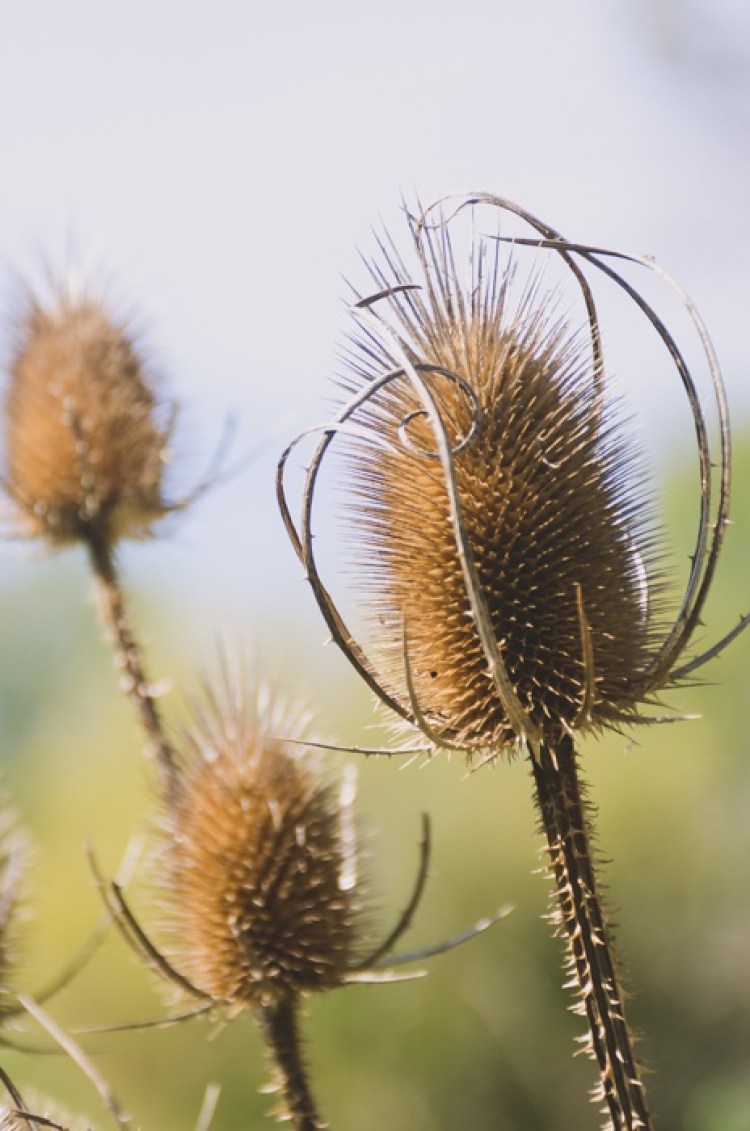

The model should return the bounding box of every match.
[157,682,363,1013]
[342,285,658,756]
[2,279,172,546]
[279,193,746,763]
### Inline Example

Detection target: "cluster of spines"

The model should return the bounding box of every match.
[341,214,664,761]
[157,685,362,1013]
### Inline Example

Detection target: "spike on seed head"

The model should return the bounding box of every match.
[332,204,667,758]
[156,679,364,1013]
[2,277,173,547]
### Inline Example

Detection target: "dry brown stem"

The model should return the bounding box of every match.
[532,737,650,1130]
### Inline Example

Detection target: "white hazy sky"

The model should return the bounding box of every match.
[0,0,748,641]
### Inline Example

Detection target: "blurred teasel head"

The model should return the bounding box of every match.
[279,193,747,763]
[93,658,499,1013]
[1,273,175,548]
[153,675,366,1015]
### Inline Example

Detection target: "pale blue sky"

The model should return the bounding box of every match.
[0,0,748,645]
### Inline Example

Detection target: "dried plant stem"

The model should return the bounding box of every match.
[257,996,327,1131]
[531,736,651,1131]
[18,994,131,1130]
[85,526,176,789]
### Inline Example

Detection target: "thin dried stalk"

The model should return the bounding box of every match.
[257,995,327,1131]
[85,524,176,789]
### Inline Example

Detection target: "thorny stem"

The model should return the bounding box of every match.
[257,995,328,1131]
[531,735,651,1131]
[85,525,177,793]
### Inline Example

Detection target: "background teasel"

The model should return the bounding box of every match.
[278,193,749,1130]
[153,678,364,1014]
[2,278,173,548]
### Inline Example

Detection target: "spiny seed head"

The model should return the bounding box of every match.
[2,278,173,546]
[334,206,667,758]
[157,681,363,1012]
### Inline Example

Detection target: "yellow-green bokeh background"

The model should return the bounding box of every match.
[1,440,749,1131]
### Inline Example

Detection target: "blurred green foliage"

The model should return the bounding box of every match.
[0,437,749,1131]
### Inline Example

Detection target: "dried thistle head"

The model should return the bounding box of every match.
[2,277,173,547]
[155,679,364,1013]
[98,669,500,1022]
[341,272,659,756]
[279,193,746,762]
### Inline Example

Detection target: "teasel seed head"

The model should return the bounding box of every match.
[156,678,364,1014]
[344,291,657,755]
[2,276,174,547]
[279,193,745,762]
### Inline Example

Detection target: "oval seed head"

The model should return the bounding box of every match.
[337,210,665,759]
[157,682,363,1012]
[3,279,172,546]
